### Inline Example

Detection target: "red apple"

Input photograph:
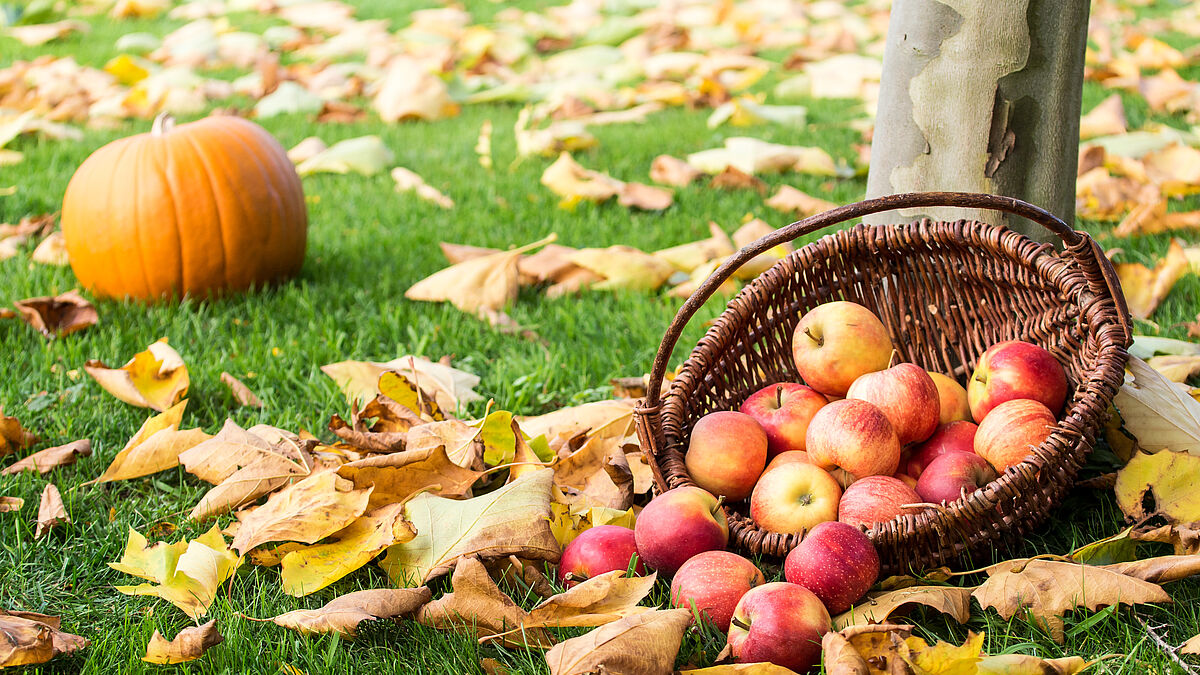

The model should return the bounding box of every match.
[763,450,812,475]
[928,372,972,424]
[750,462,842,534]
[557,525,645,587]
[846,363,940,445]
[968,341,1068,422]
[739,382,827,459]
[905,421,978,478]
[914,451,998,504]
[805,399,901,487]
[838,476,922,529]
[670,551,766,632]
[727,582,831,672]
[633,486,729,574]
[974,399,1056,473]
[791,301,894,397]
[685,411,768,501]
[784,521,881,615]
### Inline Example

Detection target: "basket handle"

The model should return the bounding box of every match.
[641,191,1131,409]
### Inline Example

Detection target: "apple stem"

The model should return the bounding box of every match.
[775,385,784,409]
[730,616,751,631]
[803,327,823,347]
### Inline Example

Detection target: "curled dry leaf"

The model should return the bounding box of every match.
[35,483,69,538]
[0,413,37,457]
[1147,355,1200,383]
[1102,554,1200,584]
[110,526,242,619]
[321,355,482,412]
[86,401,209,484]
[544,608,691,675]
[220,372,263,408]
[30,231,68,266]
[1115,450,1200,524]
[84,337,189,412]
[549,502,636,549]
[1,439,91,476]
[406,235,557,314]
[617,182,673,211]
[1079,93,1128,140]
[0,496,24,512]
[649,155,702,186]
[12,290,97,338]
[255,587,431,637]
[280,502,416,596]
[1115,240,1190,320]
[710,165,767,194]
[652,222,734,274]
[417,556,554,648]
[392,167,455,209]
[230,471,372,555]
[1130,522,1200,556]
[295,136,394,176]
[142,620,222,664]
[831,585,973,630]
[0,611,90,668]
[337,444,483,510]
[568,246,675,292]
[765,185,838,217]
[287,136,327,164]
[541,152,623,205]
[1114,355,1200,455]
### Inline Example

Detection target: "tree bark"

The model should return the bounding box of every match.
[864,0,1090,241]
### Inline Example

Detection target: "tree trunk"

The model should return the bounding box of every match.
[864,0,1090,241]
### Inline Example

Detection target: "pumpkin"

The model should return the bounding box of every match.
[61,113,307,301]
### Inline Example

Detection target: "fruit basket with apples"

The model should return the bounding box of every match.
[634,191,1132,574]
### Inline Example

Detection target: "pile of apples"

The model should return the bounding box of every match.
[555,300,1071,671]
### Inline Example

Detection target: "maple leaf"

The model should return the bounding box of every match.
[84,337,189,411]
[1113,355,1200,455]
[406,235,557,314]
[832,586,973,630]
[34,483,68,538]
[0,611,89,668]
[337,445,484,510]
[142,621,222,664]
[230,471,371,555]
[280,502,416,596]
[1115,450,1200,524]
[87,402,210,484]
[12,290,97,338]
[1114,240,1190,320]
[110,526,242,619]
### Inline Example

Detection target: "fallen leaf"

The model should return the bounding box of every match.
[517,400,637,446]
[12,290,97,338]
[1130,522,1200,556]
[515,244,582,282]
[821,630,869,675]
[84,337,189,412]
[35,483,68,537]
[337,445,483,509]
[681,664,801,675]
[280,502,416,596]
[416,556,554,648]
[1143,145,1200,197]
[526,570,656,628]
[374,57,458,122]
[568,246,675,292]
[515,108,597,158]
[649,155,702,186]
[328,413,409,453]
[405,419,486,468]
[378,370,444,422]
[379,467,560,587]
[831,586,973,630]
[1115,197,1200,237]
[977,654,1088,675]
[1114,240,1190,320]
[230,471,371,554]
[0,497,24,512]
[687,137,836,176]
[541,152,623,205]
[30,231,68,265]
[1068,527,1139,564]
[971,558,1170,641]
[652,222,735,275]
[476,120,493,169]
[87,402,210,484]
[617,182,673,211]
[1,439,91,476]
[392,167,454,209]
[554,429,635,510]
[295,136,394,176]
[765,185,838,217]
[707,97,807,129]
[709,165,767,193]
[1183,633,1200,655]
[1113,355,1200,455]
[0,414,37,457]
[111,525,242,619]
[179,421,314,519]
[254,81,323,118]
[1147,355,1200,383]
[320,356,482,412]
[1101,554,1200,584]
[255,587,430,637]
[1116,450,1200,524]
[142,620,222,664]
[406,235,556,314]
[0,611,89,668]
[1079,94,1127,139]
[6,21,88,47]
[287,137,326,165]
[220,372,263,408]
[544,608,690,675]
[548,502,636,549]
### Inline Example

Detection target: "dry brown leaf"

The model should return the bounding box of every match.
[337,445,483,510]
[220,372,263,408]
[320,356,482,412]
[649,155,702,186]
[568,246,675,292]
[2,439,90,476]
[230,471,371,554]
[709,165,767,194]
[1101,554,1200,584]
[1079,93,1128,139]
[417,556,554,648]
[35,483,68,538]
[0,496,24,512]
[257,587,431,637]
[0,414,37,458]
[440,242,499,265]
[617,182,673,211]
[1183,633,1200,655]
[1115,240,1190,320]
[554,428,636,510]
[517,244,582,284]
[1147,355,1200,383]
[1140,69,1193,112]
[971,558,1170,641]
[406,235,556,314]
[517,400,637,447]
[12,290,96,338]
[287,137,327,164]
[1130,522,1200,556]
[84,337,189,412]
[0,611,89,668]
[681,664,801,675]
[1143,145,1200,197]
[765,185,838,217]
[653,222,734,274]
[831,585,973,630]
[1116,450,1200,524]
[6,21,88,46]
[374,57,458,122]
[30,232,68,266]
[405,419,486,469]
[87,402,210,484]
[1115,197,1200,237]
[280,502,416,596]
[1114,355,1200,455]
[392,167,455,209]
[544,608,690,675]
[143,620,222,664]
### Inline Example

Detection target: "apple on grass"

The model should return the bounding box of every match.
[727,582,831,672]
[846,363,940,446]
[557,525,645,587]
[838,475,922,529]
[974,398,1056,473]
[905,420,978,478]
[670,551,765,632]
[928,372,972,424]
[739,382,827,459]
[968,340,1068,422]
[750,462,841,534]
[633,486,728,574]
[685,411,768,501]
[791,301,894,397]
[784,521,881,615]
[806,399,901,487]
[914,451,998,504]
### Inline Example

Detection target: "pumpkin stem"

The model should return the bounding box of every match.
[151,112,176,136]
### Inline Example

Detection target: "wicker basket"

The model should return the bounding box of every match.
[634,192,1132,575]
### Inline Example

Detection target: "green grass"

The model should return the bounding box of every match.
[3,1,1200,673]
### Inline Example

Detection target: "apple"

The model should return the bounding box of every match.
[838,476,922,529]
[791,301,894,397]
[805,399,901,487]
[739,383,827,459]
[557,525,645,587]
[633,486,729,574]
[670,551,766,632]
[685,411,768,501]
[974,399,1056,473]
[750,462,842,534]
[894,471,918,489]
[928,372,972,424]
[905,421,978,478]
[763,450,812,475]
[914,451,998,504]
[968,340,1069,422]
[784,521,881,615]
[846,363,940,445]
[727,582,831,672]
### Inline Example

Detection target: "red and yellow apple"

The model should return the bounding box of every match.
[914,451,997,504]
[739,382,827,459]
[557,525,645,587]
[685,411,768,501]
[791,301,894,397]
[633,486,729,574]
[806,399,901,486]
[968,341,1068,422]
[749,462,842,534]
[727,582,831,672]
[974,398,1056,473]
[905,420,978,478]
[670,551,766,632]
[928,371,971,424]
[784,521,881,615]
[763,450,812,475]
[846,363,940,446]
[838,475,922,529]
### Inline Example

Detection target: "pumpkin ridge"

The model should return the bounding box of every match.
[178,130,231,292]
[130,138,156,300]
[159,132,187,296]
[211,120,285,285]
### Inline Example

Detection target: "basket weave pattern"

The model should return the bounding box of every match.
[635,193,1131,574]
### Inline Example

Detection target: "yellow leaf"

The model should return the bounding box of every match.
[568,246,675,292]
[230,472,371,555]
[902,630,983,675]
[374,57,458,123]
[87,402,210,484]
[1147,354,1200,383]
[103,54,150,85]
[1113,355,1200,455]
[280,502,416,596]
[111,526,242,619]
[652,222,735,274]
[378,371,444,421]
[548,501,636,548]
[142,620,222,664]
[405,235,557,314]
[1114,240,1190,320]
[544,609,691,675]
[1115,450,1200,524]
[765,185,838,217]
[321,355,482,412]
[256,587,431,637]
[84,337,189,411]
[540,152,623,204]
[178,421,313,519]
[976,654,1088,675]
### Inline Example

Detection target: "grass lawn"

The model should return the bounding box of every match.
[2,0,1200,673]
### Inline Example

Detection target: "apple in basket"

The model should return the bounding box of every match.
[739,382,828,459]
[633,486,729,574]
[557,525,645,587]
[974,399,1057,473]
[762,450,813,475]
[750,462,842,534]
[905,420,978,478]
[670,551,766,632]
[838,475,923,529]
[684,411,768,502]
[928,372,972,424]
[791,301,894,397]
[915,451,998,505]
[806,399,901,487]
[846,363,940,446]
[968,340,1068,422]
[784,521,881,615]
[727,582,831,672]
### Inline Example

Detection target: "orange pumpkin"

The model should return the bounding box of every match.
[61,114,307,301]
